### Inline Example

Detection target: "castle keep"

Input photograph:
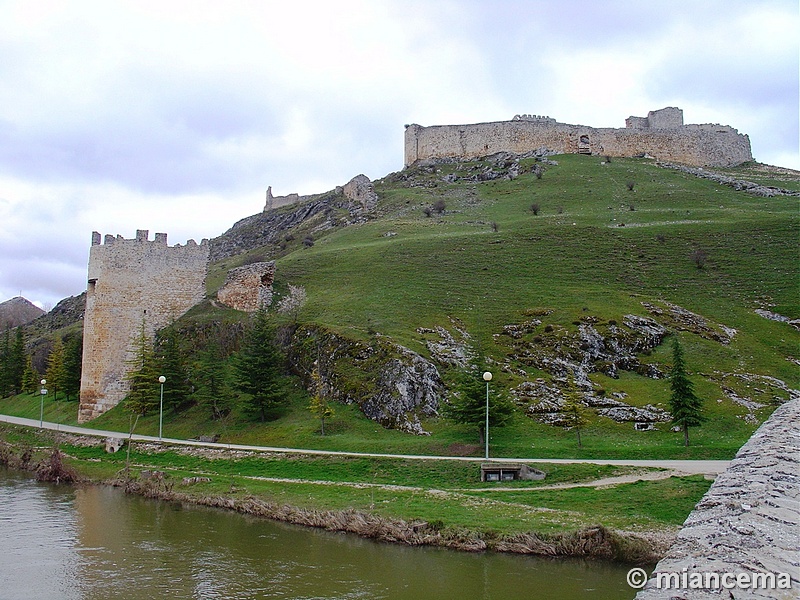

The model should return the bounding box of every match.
[404,107,752,168]
[78,230,209,422]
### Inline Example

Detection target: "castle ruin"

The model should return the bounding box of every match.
[404,107,752,168]
[78,230,209,422]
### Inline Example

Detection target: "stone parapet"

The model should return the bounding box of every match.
[634,399,799,599]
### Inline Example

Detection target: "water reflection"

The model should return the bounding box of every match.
[1,470,638,599]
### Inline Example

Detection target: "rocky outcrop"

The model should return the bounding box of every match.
[635,399,800,599]
[658,162,800,197]
[339,174,378,212]
[288,326,444,435]
[642,301,736,344]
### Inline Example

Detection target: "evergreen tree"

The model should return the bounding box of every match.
[668,338,706,446]
[193,342,234,420]
[561,377,590,448]
[22,354,40,395]
[125,322,159,415]
[10,327,25,394]
[62,333,83,402]
[444,364,514,444]
[0,327,10,398]
[45,337,67,401]
[233,306,287,422]
[155,330,192,412]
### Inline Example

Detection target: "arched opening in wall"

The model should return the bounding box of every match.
[578,134,591,155]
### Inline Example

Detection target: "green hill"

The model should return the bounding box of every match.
[8,155,800,459]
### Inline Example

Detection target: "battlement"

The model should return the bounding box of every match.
[405,108,752,168]
[79,230,209,422]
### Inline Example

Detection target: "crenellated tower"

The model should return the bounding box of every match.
[78,229,209,422]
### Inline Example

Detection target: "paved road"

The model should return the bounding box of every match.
[0,413,730,475]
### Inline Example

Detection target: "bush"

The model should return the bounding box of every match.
[303,236,315,248]
[691,248,708,269]
[432,199,446,214]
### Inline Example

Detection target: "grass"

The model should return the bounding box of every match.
[5,155,797,464]
[0,423,710,540]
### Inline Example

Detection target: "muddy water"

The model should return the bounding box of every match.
[0,470,640,599]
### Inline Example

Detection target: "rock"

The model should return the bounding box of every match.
[288,325,444,435]
[342,174,378,212]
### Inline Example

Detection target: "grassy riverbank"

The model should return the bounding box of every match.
[0,423,711,563]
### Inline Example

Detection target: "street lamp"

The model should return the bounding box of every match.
[158,375,166,440]
[483,371,492,459]
[39,379,47,427]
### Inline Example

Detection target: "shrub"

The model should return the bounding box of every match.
[544,324,554,333]
[432,199,446,214]
[303,236,315,248]
[691,248,708,269]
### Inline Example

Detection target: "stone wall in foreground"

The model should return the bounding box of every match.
[635,399,799,599]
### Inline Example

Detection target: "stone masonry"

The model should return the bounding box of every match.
[216,261,275,312]
[635,399,799,599]
[78,230,209,422]
[405,107,752,168]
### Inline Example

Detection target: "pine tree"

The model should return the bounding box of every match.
[193,343,234,420]
[62,333,83,402]
[561,377,590,448]
[155,331,192,413]
[0,327,11,397]
[45,337,67,401]
[668,338,706,446]
[233,306,287,422]
[125,322,159,415]
[10,327,25,394]
[444,364,513,444]
[22,354,40,395]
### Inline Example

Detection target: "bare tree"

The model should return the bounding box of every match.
[277,284,307,323]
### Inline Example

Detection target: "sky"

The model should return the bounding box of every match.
[0,0,797,310]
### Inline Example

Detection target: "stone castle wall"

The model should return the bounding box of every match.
[78,230,209,422]
[405,107,752,168]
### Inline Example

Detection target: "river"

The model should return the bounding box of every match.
[0,469,641,599]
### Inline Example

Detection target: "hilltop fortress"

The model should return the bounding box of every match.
[404,107,752,168]
[78,230,209,422]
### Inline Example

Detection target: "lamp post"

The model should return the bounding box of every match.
[483,371,492,459]
[158,375,166,440]
[39,379,47,427]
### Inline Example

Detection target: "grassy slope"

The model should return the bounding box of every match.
[3,156,798,460]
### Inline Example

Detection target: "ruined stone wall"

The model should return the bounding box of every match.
[216,261,275,312]
[78,230,209,422]
[405,108,752,168]
[635,399,799,599]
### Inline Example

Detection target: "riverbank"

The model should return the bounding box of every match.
[0,422,708,564]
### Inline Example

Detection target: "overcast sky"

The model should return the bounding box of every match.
[1,0,797,310]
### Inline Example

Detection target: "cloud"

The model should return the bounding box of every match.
[0,0,796,309]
